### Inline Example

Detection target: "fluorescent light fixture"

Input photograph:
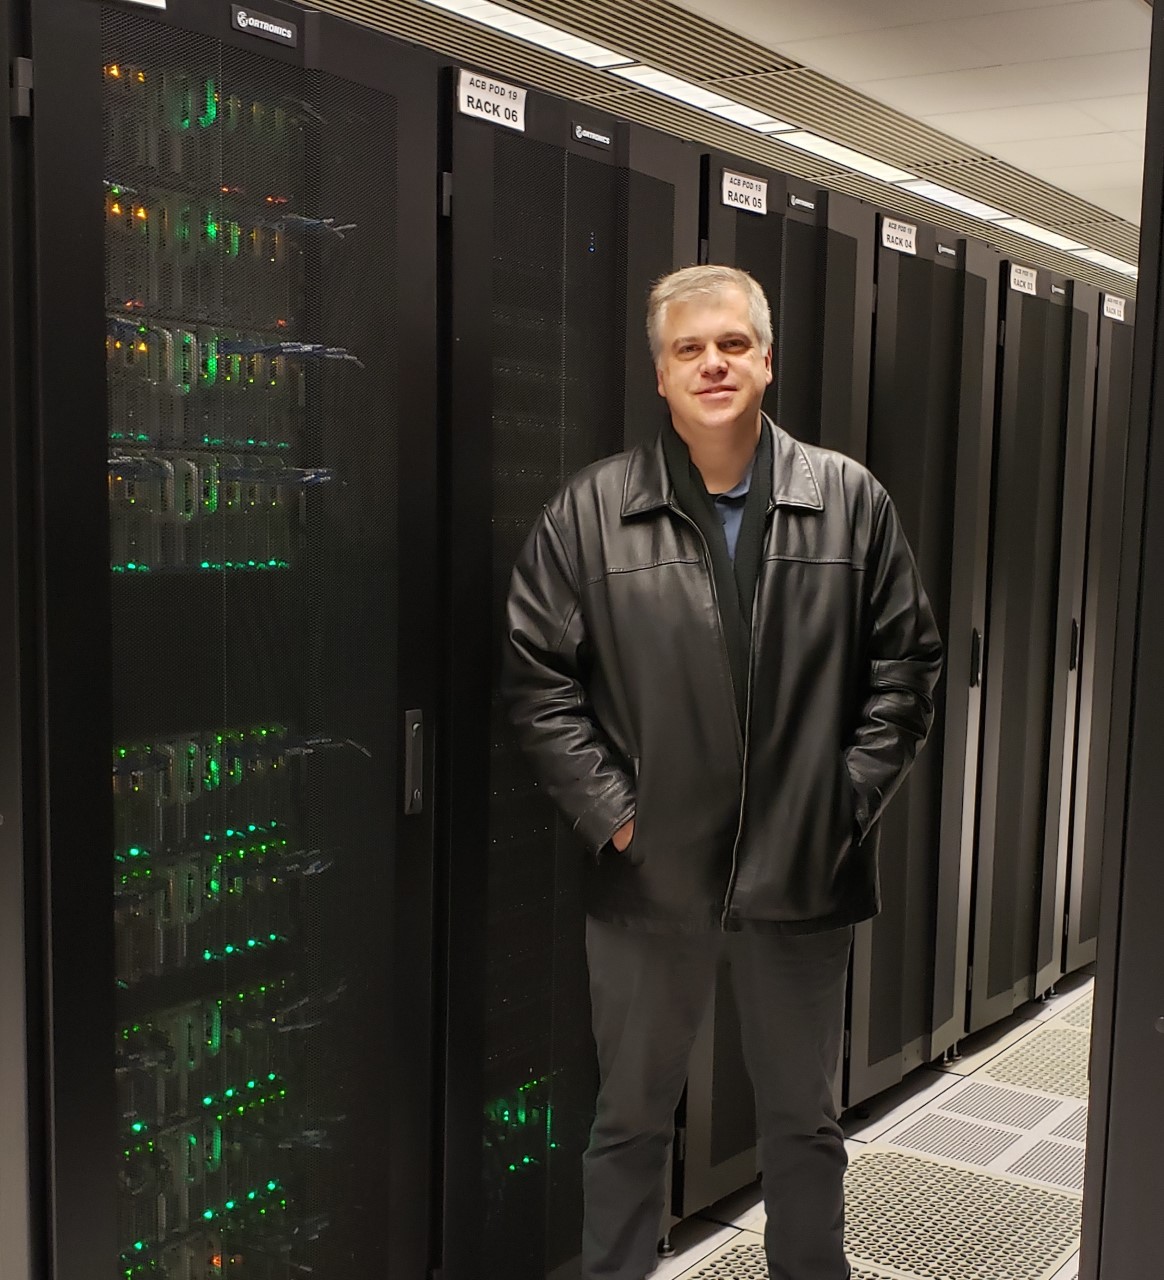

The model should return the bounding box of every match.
[1071,247,1139,277]
[897,179,1009,222]
[422,0,635,67]
[611,65,734,111]
[708,102,792,130]
[611,64,795,135]
[996,218,1085,252]
[777,132,915,184]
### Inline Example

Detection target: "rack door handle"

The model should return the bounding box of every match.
[1069,619,1080,672]
[969,628,982,688]
[404,710,424,815]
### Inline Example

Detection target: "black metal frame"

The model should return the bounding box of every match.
[439,69,699,1279]
[846,223,998,1105]
[1034,279,1099,999]
[1081,5,1164,1273]
[25,3,443,1277]
[1064,294,1136,975]
[968,262,1093,1032]
[1,2,43,1277]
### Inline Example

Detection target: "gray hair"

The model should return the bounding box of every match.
[646,265,773,363]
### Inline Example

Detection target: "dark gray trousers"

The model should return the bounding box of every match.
[582,917,852,1280]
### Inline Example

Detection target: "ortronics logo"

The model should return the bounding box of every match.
[788,193,816,212]
[574,123,613,148]
[232,6,297,44]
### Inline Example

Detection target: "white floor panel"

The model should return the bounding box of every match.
[843,1066,963,1142]
[656,977,1095,1279]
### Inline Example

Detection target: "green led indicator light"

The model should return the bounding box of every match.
[203,1209,214,1221]
[199,80,218,128]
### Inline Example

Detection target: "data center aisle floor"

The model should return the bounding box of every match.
[657,974,1094,1280]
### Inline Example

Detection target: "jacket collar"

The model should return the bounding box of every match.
[621,414,824,518]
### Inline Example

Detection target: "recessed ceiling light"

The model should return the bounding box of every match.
[778,132,915,184]
[422,0,635,67]
[996,218,1086,252]
[897,179,1009,222]
[1071,248,1139,277]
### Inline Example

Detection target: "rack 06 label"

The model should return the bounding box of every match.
[458,70,527,133]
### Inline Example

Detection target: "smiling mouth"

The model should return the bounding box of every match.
[697,386,736,396]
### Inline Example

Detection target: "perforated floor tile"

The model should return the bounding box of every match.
[940,1081,1063,1130]
[1059,996,1094,1031]
[981,1026,1091,1099]
[681,1238,893,1277]
[1051,1106,1089,1144]
[843,1149,1080,1278]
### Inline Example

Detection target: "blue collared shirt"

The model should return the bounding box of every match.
[712,464,754,562]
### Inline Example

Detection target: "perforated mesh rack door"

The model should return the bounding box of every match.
[848,225,965,1107]
[444,99,689,1280]
[101,7,429,1277]
[970,267,1096,1032]
[1066,299,1136,973]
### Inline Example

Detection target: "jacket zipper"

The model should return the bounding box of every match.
[666,503,744,756]
[665,500,758,928]
[721,582,760,929]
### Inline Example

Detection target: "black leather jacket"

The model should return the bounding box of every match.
[503,420,943,933]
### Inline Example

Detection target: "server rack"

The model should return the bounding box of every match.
[440,75,698,1280]
[678,153,876,1218]
[19,3,442,1278]
[1064,294,1136,973]
[969,263,1099,1032]
[700,151,876,461]
[847,221,998,1105]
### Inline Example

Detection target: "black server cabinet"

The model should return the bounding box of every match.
[440,77,698,1280]
[21,3,442,1278]
[677,153,876,1219]
[701,151,876,462]
[969,264,1099,1032]
[1064,294,1136,974]
[847,222,998,1105]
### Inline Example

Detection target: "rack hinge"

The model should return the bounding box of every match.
[998,319,1006,348]
[439,171,453,218]
[10,57,32,119]
[675,1126,687,1161]
[844,1028,852,1058]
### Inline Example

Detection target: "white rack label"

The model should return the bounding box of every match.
[1104,295,1127,322]
[457,70,527,133]
[722,170,768,215]
[881,217,917,256]
[1010,264,1038,296]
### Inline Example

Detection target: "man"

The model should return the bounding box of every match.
[502,264,942,1280]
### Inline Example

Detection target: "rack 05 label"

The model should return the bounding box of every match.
[722,169,768,215]
[458,70,527,132]
[231,5,298,46]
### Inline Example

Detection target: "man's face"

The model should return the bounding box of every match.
[654,287,773,443]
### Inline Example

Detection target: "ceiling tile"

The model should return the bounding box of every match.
[772,28,1000,82]
[934,0,1150,65]
[668,0,1071,46]
[854,49,1150,115]
[922,102,1112,142]
[1078,93,1149,130]
[989,130,1143,169]
[1034,159,1144,188]
[1072,185,1144,221]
